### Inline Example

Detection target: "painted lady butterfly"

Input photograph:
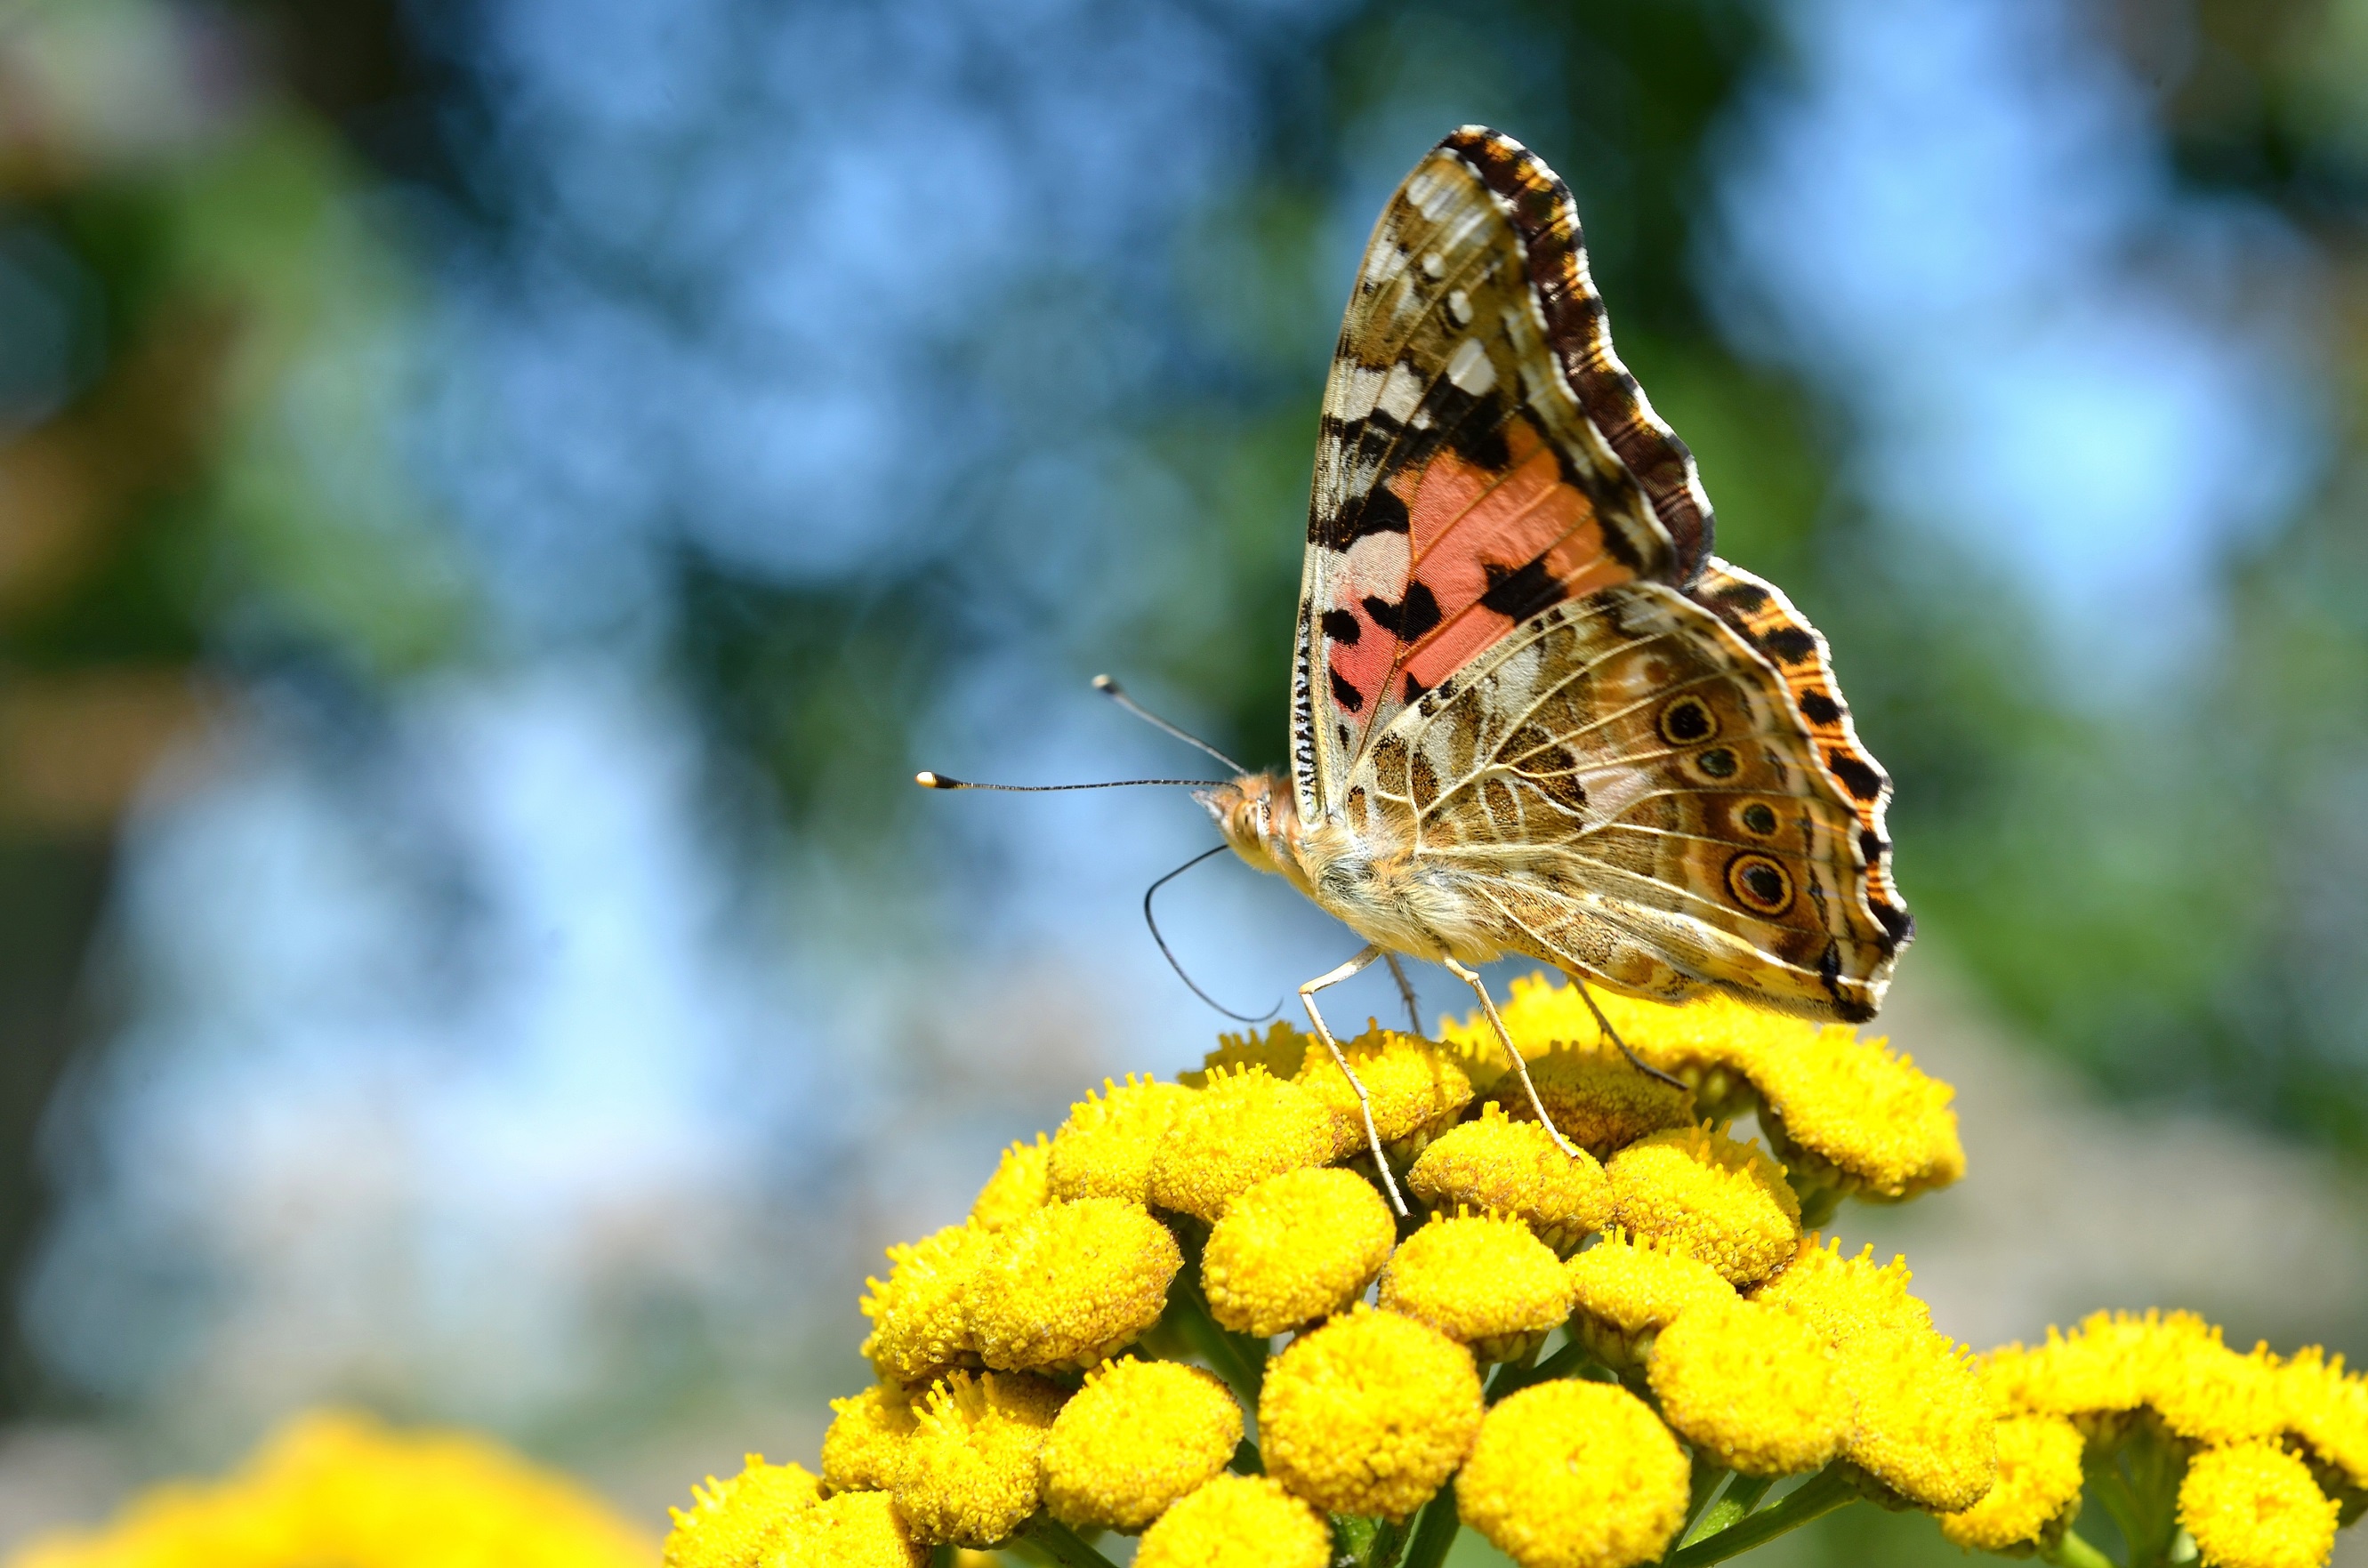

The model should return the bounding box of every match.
[1191,128,1912,1200]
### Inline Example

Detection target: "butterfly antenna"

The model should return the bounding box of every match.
[1092,675,1246,775]
[1145,845,1280,1023]
[915,772,1224,791]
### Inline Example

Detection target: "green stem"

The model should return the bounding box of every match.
[2042,1527,2120,1568]
[1228,1436,1264,1475]
[1018,1515,1124,1568]
[1665,1463,1858,1568]
[1682,1474,1775,1549]
[1165,1275,1266,1407]
[1679,1460,1734,1545]
[1402,1488,1464,1568]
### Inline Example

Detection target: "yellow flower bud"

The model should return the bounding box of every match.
[1042,1358,1243,1532]
[1202,1166,1395,1337]
[970,1135,1051,1231]
[1049,1076,1194,1204]
[890,1371,1066,1548]
[1259,1305,1483,1519]
[1147,1065,1335,1221]
[1294,1026,1473,1158]
[665,1455,823,1568]
[1937,1414,2085,1553]
[767,1490,925,1568]
[1134,1474,1330,1568]
[822,1386,919,1493]
[1835,1327,1996,1513]
[1607,1125,1799,1285]
[1564,1229,1736,1371]
[859,1224,989,1387]
[2179,1442,2339,1568]
[1377,1210,1573,1364]
[1455,1380,1689,1568]
[1405,1102,1613,1254]
[965,1198,1180,1371]
[1647,1298,1845,1476]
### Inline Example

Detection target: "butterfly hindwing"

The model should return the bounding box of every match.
[1293,126,1716,824]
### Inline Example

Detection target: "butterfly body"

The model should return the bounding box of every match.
[1204,126,1911,1034]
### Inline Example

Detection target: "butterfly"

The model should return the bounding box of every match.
[1190,127,1912,1199]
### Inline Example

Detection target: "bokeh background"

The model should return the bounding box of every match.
[4,0,2368,1562]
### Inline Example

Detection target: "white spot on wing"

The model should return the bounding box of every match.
[1406,163,1456,220]
[1422,252,1446,279]
[1446,336,1496,395]
[1331,363,1384,421]
[1341,528,1411,599]
[1378,360,1425,423]
[1448,289,1474,326]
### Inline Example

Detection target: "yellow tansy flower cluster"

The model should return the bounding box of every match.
[11,1408,651,1568]
[669,973,2368,1568]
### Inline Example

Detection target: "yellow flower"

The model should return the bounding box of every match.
[1455,1380,1689,1568]
[1500,1043,1697,1158]
[1979,1310,2215,1423]
[1042,1358,1244,1532]
[1406,1101,1614,1253]
[1201,1166,1395,1337]
[1133,1474,1330,1568]
[1186,1020,1310,1086]
[767,1491,926,1568]
[1646,1298,1845,1476]
[2156,1333,2289,1448]
[1377,1210,1574,1363]
[1746,1026,1963,1202]
[965,1197,1181,1371]
[1749,1236,1931,1344]
[970,1135,1051,1231]
[2279,1347,2368,1495]
[822,1386,919,1494]
[860,1223,989,1387]
[665,1453,823,1568]
[1293,1026,1474,1158]
[1444,973,1755,1086]
[1147,1065,1336,1221]
[1259,1305,1484,1519]
[1606,1125,1800,1286]
[2179,1442,2340,1568]
[13,1408,651,1568]
[1834,1327,1997,1513]
[1563,1229,1737,1371]
[890,1371,1067,1548]
[1937,1413,2086,1553]
[1048,1076,1195,1204]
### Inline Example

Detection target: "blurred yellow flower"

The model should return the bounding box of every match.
[1048,1076,1192,1205]
[1259,1305,1483,1519]
[1042,1358,1242,1532]
[1647,1297,1844,1476]
[859,1222,988,1387]
[12,1409,650,1568]
[1455,1380,1687,1568]
[890,1370,1066,1548]
[1146,1064,1334,1220]
[2180,1442,2340,1568]
[1376,1210,1572,1363]
[1200,1166,1394,1337]
[1133,1475,1329,1568]
[1405,1101,1612,1253]
[965,1196,1180,1371]
[969,1134,1051,1231]
[1606,1123,1800,1285]
[1937,1412,2085,1553]
[665,1454,821,1568]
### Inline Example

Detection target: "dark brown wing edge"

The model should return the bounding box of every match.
[1440,125,1716,588]
[1692,558,1914,975]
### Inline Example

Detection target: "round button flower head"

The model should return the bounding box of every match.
[822,1386,919,1494]
[1979,1309,2211,1425]
[965,1197,1180,1371]
[1377,1210,1574,1364]
[860,1223,990,1387]
[2154,1329,2289,1448]
[1833,1327,1997,1513]
[768,1491,925,1568]
[1042,1358,1244,1532]
[1607,1123,1800,1286]
[1456,1379,1689,1568]
[1505,1043,1695,1159]
[665,1454,823,1568]
[1259,1304,1485,1519]
[969,1135,1051,1231]
[2180,1442,2340,1568]
[1048,1075,1193,1204]
[1293,1026,1474,1159]
[1406,1101,1613,1255]
[1186,1019,1311,1085]
[2279,1347,2368,1497]
[1750,1235,1931,1344]
[1646,1297,1845,1476]
[1937,1413,2086,1554]
[1564,1228,1736,1372]
[1147,1064,1335,1222]
[1134,1474,1330,1568]
[890,1370,1067,1548]
[1746,1025,1964,1202]
[1202,1166,1395,1337]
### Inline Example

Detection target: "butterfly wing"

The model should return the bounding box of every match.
[1293,126,1714,825]
[1346,567,1906,1020]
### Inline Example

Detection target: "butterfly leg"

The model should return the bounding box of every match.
[1382,952,1423,1036]
[1439,956,1583,1162]
[1300,944,1406,1216]
[1568,972,1687,1092]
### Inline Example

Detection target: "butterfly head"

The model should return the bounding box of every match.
[1195,772,1311,890]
